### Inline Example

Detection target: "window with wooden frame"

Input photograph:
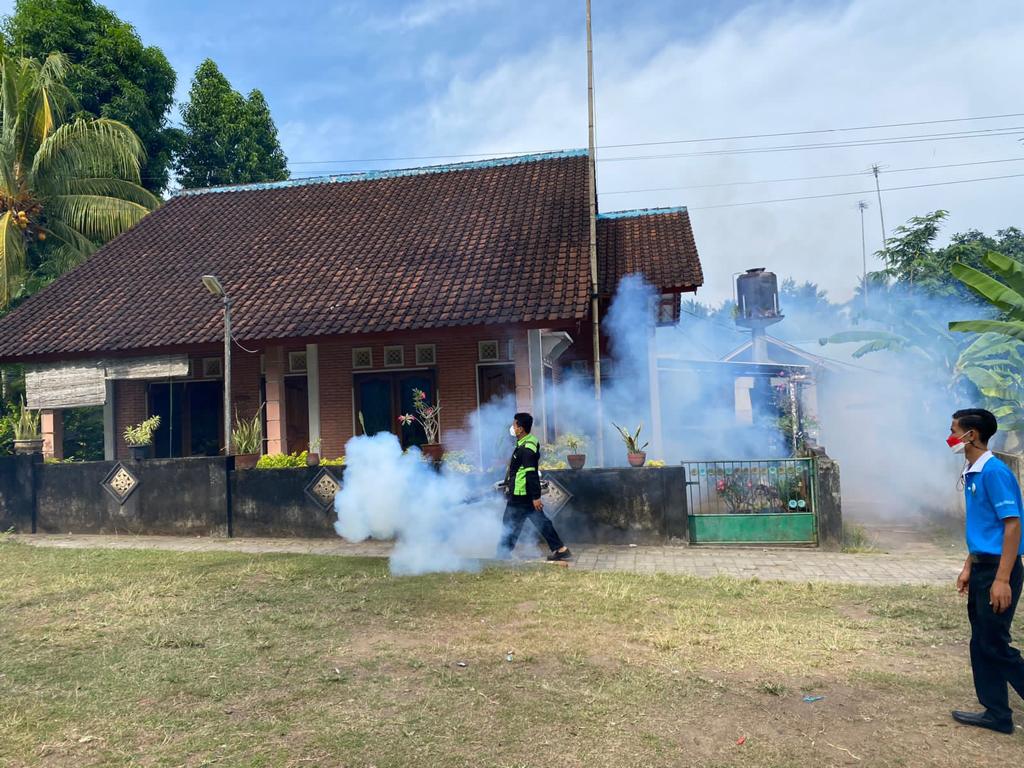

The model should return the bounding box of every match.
[201,357,223,378]
[352,348,373,370]
[384,346,405,368]
[478,340,499,362]
[415,344,437,366]
[288,350,308,373]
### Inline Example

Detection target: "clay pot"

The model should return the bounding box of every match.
[567,454,586,470]
[420,443,444,463]
[306,452,320,467]
[627,452,647,468]
[234,453,260,470]
[13,438,44,456]
[128,444,149,461]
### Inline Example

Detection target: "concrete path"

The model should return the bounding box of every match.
[10,534,965,587]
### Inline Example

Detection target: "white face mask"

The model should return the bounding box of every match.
[509,425,517,438]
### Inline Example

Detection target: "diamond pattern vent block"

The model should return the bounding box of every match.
[102,463,140,505]
[305,468,341,509]
[540,475,572,519]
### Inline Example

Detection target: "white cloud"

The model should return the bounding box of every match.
[374,0,495,31]
[403,0,1024,304]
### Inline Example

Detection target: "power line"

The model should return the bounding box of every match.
[279,127,1024,179]
[596,127,1024,163]
[601,156,1024,196]
[279,128,1024,182]
[688,171,1024,211]
[285,111,1024,167]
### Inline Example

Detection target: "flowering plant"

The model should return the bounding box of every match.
[411,388,441,444]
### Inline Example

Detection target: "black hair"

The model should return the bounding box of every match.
[514,412,534,434]
[953,408,998,443]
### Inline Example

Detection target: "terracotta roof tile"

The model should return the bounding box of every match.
[0,153,703,361]
[597,207,703,296]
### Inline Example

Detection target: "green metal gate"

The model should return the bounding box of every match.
[682,459,818,545]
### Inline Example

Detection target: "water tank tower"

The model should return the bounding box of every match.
[735,268,783,362]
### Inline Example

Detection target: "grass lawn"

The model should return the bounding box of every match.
[1,539,1020,767]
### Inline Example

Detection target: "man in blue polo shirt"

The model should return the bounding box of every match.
[949,408,1024,734]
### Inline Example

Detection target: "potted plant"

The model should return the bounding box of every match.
[410,388,443,462]
[613,422,649,467]
[12,398,43,455]
[307,437,321,466]
[565,434,587,470]
[123,415,161,461]
[232,409,263,470]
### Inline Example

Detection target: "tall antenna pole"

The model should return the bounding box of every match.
[857,200,869,309]
[586,0,604,467]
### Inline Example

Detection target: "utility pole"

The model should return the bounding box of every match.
[857,200,869,309]
[586,0,604,467]
[871,164,887,248]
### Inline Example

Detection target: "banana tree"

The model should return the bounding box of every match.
[949,251,1024,439]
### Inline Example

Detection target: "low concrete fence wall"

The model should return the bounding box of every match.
[545,467,688,544]
[34,458,230,536]
[0,456,839,547]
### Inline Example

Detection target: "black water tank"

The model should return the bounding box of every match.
[736,268,782,326]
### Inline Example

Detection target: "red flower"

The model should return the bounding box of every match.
[715,479,727,492]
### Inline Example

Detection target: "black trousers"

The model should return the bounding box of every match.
[968,556,1024,722]
[499,499,564,554]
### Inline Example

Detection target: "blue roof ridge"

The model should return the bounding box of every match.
[597,206,688,220]
[174,149,589,197]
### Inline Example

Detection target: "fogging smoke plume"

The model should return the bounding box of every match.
[334,433,504,575]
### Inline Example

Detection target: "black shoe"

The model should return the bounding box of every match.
[547,548,572,561]
[951,710,1015,734]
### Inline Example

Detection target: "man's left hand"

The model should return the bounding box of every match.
[991,579,1013,613]
[533,499,544,512]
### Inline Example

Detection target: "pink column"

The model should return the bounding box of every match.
[264,346,288,455]
[41,410,64,460]
[513,329,533,413]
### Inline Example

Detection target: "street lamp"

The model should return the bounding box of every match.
[202,275,232,455]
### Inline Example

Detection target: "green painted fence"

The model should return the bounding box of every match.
[681,459,818,545]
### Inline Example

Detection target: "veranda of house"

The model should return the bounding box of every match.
[0,150,702,465]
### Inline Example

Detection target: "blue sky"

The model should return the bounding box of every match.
[1,0,1022,303]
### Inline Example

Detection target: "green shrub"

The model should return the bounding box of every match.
[255,452,346,469]
[123,415,160,447]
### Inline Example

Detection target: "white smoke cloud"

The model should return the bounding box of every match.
[334,433,505,574]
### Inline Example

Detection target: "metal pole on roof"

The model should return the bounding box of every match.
[586,0,605,467]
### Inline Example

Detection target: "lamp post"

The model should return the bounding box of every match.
[202,275,232,455]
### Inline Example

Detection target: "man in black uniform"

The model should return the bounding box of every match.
[497,412,571,561]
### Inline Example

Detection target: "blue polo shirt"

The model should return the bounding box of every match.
[963,452,1024,556]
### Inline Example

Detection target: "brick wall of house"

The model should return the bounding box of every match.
[313,325,542,458]
[113,379,148,460]
[231,350,262,421]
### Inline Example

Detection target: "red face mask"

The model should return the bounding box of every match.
[947,432,971,454]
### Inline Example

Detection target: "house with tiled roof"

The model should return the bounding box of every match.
[0,150,703,461]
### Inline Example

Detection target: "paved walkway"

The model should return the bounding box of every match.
[11,534,965,586]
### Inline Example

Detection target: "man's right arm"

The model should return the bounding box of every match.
[958,556,971,594]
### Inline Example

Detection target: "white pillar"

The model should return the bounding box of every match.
[103,380,115,460]
[647,329,663,460]
[528,330,546,437]
[306,343,321,451]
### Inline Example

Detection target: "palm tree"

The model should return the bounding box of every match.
[0,52,159,308]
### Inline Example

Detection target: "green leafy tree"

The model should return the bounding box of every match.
[0,52,159,308]
[176,60,288,189]
[4,0,179,192]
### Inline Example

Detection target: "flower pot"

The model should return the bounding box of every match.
[14,438,43,456]
[306,452,320,467]
[420,443,444,463]
[128,444,150,461]
[627,452,647,468]
[567,454,587,470]
[234,453,260,470]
